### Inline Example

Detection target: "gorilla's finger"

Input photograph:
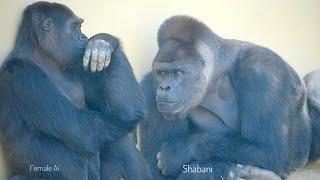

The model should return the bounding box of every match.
[245,166,281,180]
[156,152,161,160]
[95,39,108,47]
[157,159,163,169]
[83,47,91,71]
[162,169,168,176]
[104,48,112,69]
[97,48,106,71]
[90,47,99,72]
[229,164,246,178]
[236,178,245,180]
[236,164,244,168]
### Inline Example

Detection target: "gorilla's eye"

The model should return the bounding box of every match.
[157,70,166,76]
[175,70,183,76]
[72,23,81,28]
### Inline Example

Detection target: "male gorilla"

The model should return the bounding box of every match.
[139,16,320,179]
[0,2,150,180]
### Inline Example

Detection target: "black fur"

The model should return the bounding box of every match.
[0,2,150,179]
[304,70,320,162]
[139,15,316,179]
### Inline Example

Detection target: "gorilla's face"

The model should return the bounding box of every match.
[58,17,88,66]
[40,9,88,67]
[153,40,209,120]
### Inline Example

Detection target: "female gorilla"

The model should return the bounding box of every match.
[0,2,150,180]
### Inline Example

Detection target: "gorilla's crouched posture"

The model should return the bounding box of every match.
[139,16,320,179]
[0,2,150,180]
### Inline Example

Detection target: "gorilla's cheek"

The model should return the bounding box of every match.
[156,95,180,113]
[61,42,84,65]
[156,87,187,114]
[72,46,85,61]
[56,33,84,64]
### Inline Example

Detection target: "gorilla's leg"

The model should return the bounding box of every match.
[100,135,151,180]
[228,164,281,180]
[9,175,45,180]
[100,154,124,180]
[176,161,232,180]
[8,135,92,180]
[176,161,281,180]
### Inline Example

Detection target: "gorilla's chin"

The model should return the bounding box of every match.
[66,50,84,66]
[157,101,177,112]
[162,111,187,121]
[158,102,188,120]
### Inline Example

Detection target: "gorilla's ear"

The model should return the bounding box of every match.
[42,18,53,31]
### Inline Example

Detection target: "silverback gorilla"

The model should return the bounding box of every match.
[0,2,150,180]
[138,16,320,179]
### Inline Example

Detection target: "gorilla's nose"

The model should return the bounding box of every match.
[159,84,173,93]
[78,35,88,48]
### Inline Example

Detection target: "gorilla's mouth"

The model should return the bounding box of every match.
[77,39,89,49]
[158,100,176,105]
[77,43,87,49]
[157,100,179,113]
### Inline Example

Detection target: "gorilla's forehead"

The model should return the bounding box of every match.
[155,39,199,62]
[52,4,74,15]
[153,56,202,71]
[153,60,193,70]
[45,3,79,24]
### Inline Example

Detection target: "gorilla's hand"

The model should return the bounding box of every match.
[83,38,114,72]
[228,164,281,180]
[157,141,192,176]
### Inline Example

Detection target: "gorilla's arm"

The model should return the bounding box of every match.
[140,73,192,178]
[185,51,291,174]
[83,33,145,132]
[159,50,294,177]
[9,60,131,155]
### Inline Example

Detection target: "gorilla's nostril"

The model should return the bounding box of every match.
[159,85,173,92]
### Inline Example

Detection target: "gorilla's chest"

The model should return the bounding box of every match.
[52,73,85,107]
[188,75,239,133]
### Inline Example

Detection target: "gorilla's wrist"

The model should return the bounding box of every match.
[188,139,199,161]
[89,33,119,50]
[187,134,210,161]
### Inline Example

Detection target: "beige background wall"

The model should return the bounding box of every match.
[0,0,320,80]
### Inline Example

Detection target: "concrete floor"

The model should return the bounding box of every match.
[288,169,320,180]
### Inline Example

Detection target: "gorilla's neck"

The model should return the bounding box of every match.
[208,38,243,87]
[33,47,59,68]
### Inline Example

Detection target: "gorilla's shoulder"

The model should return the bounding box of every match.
[233,45,302,92]
[235,45,292,77]
[141,72,155,94]
[140,72,157,108]
[304,70,320,85]
[304,70,320,102]
[1,58,36,74]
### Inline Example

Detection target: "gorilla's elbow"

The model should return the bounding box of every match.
[127,108,145,129]
[116,106,145,131]
[261,151,286,176]
[124,97,146,127]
